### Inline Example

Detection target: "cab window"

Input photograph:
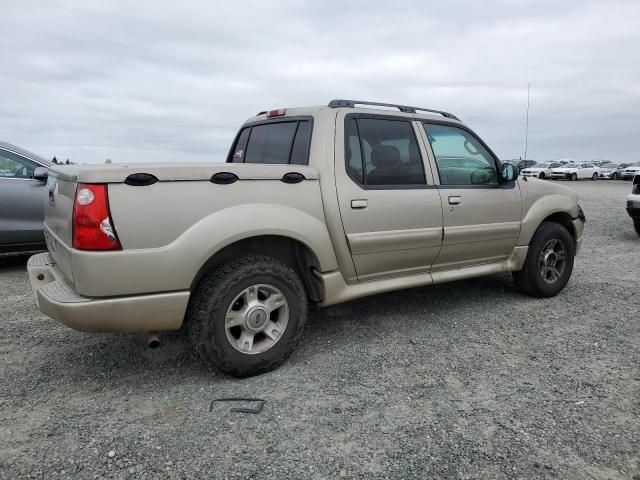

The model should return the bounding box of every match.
[345,117,426,187]
[228,120,312,165]
[422,123,498,186]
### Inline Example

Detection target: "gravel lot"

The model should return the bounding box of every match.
[1,180,638,480]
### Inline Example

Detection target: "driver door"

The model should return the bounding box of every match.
[418,123,522,269]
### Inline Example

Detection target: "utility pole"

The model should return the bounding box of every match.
[524,83,531,160]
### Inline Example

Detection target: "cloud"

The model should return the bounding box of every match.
[1,0,639,162]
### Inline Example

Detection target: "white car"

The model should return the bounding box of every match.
[550,162,599,181]
[520,161,562,179]
[622,162,640,180]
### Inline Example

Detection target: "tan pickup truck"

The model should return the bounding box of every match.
[28,100,585,377]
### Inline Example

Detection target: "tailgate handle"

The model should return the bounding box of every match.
[281,172,305,184]
[211,172,239,185]
[125,173,159,186]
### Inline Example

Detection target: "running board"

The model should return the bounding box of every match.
[317,246,528,306]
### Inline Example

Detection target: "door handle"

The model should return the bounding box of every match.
[448,195,462,205]
[351,199,368,209]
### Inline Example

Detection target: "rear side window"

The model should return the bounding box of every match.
[345,117,426,187]
[228,119,312,165]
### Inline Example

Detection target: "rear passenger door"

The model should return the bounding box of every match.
[418,123,522,269]
[335,113,444,281]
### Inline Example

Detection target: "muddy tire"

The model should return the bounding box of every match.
[187,254,307,377]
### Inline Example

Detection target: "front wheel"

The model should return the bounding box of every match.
[188,254,307,377]
[612,172,618,180]
[513,222,575,297]
[571,173,578,181]
[539,172,546,179]
[634,219,640,236]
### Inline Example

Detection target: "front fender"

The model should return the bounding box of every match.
[518,193,580,246]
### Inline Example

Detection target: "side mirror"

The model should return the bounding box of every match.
[501,163,518,182]
[33,166,49,182]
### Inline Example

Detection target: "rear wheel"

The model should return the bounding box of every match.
[634,219,640,236]
[539,172,546,179]
[591,172,598,180]
[571,173,578,181]
[612,172,618,180]
[513,222,575,297]
[188,254,307,377]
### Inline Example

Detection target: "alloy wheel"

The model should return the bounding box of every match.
[538,238,567,284]
[224,284,289,354]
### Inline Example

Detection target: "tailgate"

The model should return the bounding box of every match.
[43,170,76,284]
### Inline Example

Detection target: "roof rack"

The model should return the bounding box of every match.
[327,99,460,121]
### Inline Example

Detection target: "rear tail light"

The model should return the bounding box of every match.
[72,183,122,251]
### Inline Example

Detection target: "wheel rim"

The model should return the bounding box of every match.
[538,238,567,284]
[224,284,289,355]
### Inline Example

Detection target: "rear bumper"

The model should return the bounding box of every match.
[27,252,189,332]
[550,173,571,180]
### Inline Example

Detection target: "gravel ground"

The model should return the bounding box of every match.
[1,180,638,480]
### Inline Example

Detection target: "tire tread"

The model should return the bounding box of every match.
[187,254,307,377]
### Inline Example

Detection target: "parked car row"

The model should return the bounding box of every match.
[520,161,640,181]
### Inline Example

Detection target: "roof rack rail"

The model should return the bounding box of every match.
[327,99,460,121]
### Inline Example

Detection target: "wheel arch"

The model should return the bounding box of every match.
[541,211,576,246]
[518,192,580,248]
[191,234,326,303]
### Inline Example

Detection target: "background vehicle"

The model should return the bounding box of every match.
[520,161,562,179]
[27,100,585,377]
[627,175,640,235]
[0,142,50,253]
[503,159,536,172]
[622,162,640,180]
[550,162,599,181]
[600,162,630,179]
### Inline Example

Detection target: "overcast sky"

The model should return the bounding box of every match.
[1,0,639,163]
